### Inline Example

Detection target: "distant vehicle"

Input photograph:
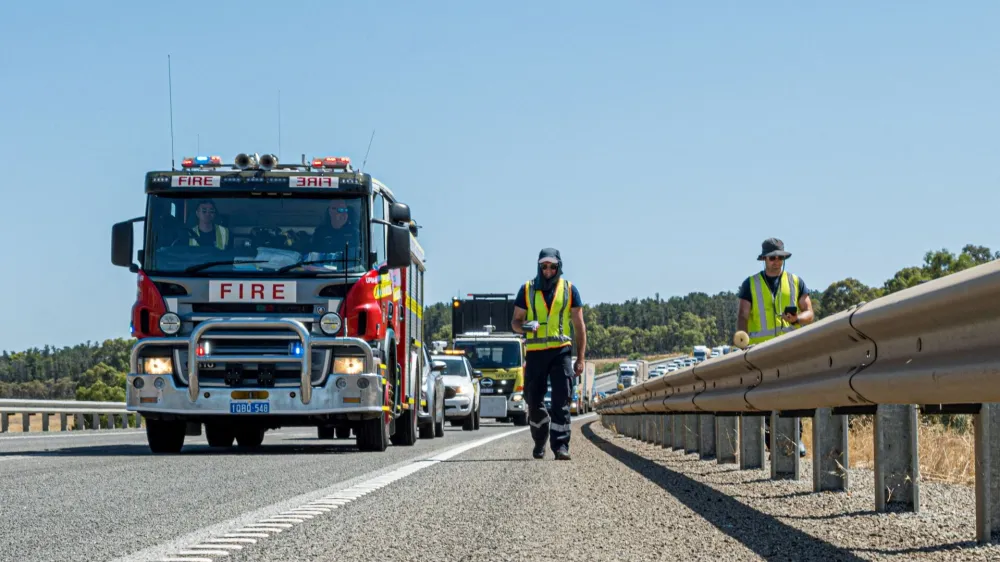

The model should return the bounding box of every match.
[693,345,710,362]
[430,353,482,431]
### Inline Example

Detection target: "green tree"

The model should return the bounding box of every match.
[819,278,883,318]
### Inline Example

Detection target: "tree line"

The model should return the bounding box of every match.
[0,244,995,399]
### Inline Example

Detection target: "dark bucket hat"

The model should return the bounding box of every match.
[757,238,792,260]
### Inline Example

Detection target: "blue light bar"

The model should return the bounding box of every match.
[194,156,210,166]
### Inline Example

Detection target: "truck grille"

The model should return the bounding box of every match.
[172,342,332,388]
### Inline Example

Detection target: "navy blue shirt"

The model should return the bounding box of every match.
[514,279,583,310]
[738,271,807,303]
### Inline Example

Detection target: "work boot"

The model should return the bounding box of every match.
[554,448,571,461]
[532,444,545,459]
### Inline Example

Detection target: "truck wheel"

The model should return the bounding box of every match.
[419,420,434,439]
[512,413,528,427]
[205,423,235,447]
[146,420,185,453]
[356,416,388,451]
[235,428,265,448]
[318,426,335,440]
[434,390,445,437]
[390,405,418,446]
[336,427,351,439]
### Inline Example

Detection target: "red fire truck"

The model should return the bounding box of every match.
[111,152,427,453]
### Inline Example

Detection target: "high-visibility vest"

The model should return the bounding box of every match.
[524,278,574,352]
[747,271,800,345]
[189,225,229,250]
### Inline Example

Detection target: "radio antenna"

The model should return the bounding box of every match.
[167,54,176,170]
[361,129,375,173]
[277,89,282,159]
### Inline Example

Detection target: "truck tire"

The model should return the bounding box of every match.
[205,423,235,447]
[434,389,445,437]
[389,358,418,446]
[356,416,388,451]
[146,420,185,453]
[512,413,528,426]
[235,428,265,448]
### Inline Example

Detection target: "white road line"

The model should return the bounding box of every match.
[115,428,529,562]
[0,456,30,463]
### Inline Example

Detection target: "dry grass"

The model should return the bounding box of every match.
[2,413,82,432]
[801,416,975,486]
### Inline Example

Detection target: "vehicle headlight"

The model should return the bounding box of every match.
[158,312,181,335]
[333,356,364,375]
[454,385,469,395]
[320,312,343,336]
[511,393,524,402]
[143,357,173,375]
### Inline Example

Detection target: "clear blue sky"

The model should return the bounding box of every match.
[1,1,998,352]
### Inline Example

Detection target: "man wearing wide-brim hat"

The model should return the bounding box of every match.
[736,237,815,346]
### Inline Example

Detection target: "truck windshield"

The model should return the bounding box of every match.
[142,193,367,275]
[453,341,522,369]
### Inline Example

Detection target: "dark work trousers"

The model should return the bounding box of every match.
[524,347,573,453]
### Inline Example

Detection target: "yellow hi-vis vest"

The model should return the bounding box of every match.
[189,225,229,250]
[524,278,574,353]
[747,271,800,345]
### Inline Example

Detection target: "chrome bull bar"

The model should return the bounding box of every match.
[129,318,376,407]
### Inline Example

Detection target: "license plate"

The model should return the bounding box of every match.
[230,401,270,414]
[481,388,493,394]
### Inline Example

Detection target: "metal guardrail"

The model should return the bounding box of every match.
[596,259,1000,544]
[0,399,139,433]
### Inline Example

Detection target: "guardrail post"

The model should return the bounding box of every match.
[22,413,31,432]
[699,414,716,459]
[770,413,801,480]
[740,415,765,469]
[975,403,1000,543]
[874,404,920,512]
[684,414,699,454]
[1,412,8,433]
[74,413,84,431]
[41,413,49,432]
[813,408,849,492]
[660,415,671,448]
[672,415,684,451]
[90,413,99,430]
[60,413,68,431]
[717,416,738,464]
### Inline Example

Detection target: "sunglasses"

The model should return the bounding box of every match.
[766,256,784,262]
[540,263,559,271]
[330,207,349,214]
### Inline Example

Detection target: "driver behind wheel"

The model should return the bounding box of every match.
[189,199,231,250]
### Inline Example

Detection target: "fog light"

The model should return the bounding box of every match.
[159,312,181,335]
[357,378,370,389]
[143,357,173,375]
[335,377,348,389]
[154,377,165,389]
[132,378,145,389]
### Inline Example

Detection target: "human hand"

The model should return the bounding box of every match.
[574,359,584,376]
[783,312,798,324]
[522,321,540,333]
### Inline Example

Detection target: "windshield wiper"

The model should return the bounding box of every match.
[184,259,267,273]
[276,258,349,273]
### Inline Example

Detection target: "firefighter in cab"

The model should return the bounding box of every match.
[189,199,231,250]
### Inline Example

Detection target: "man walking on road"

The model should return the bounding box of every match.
[737,237,815,457]
[512,248,586,461]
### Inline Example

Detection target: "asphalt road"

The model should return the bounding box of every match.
[4,412,1000,561]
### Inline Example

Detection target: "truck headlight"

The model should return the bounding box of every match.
[333,356,364,375]
[159,312,181,335]
[320,313,343,335]
[143,357,173,375]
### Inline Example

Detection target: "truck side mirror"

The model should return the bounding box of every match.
[385,223,411,269]
[389,202,411,224]
[112,221,136,270]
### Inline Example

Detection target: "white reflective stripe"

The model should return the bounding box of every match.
[556,280,569,337]
[787,273,797,310]
[529,417,549,428]
[550,422,571,432]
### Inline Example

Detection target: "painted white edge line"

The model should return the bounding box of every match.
[116,426,533,562]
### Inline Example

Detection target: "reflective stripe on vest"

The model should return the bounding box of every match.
[747,271,799,345]
[189,225,228,249]
[524,278,573,352]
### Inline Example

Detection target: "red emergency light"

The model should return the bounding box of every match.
[310,156,351,169]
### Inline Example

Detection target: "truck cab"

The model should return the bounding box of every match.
[111,153,427,453]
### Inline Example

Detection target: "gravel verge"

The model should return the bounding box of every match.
[230,417,1000,562]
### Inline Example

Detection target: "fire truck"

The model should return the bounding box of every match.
[110,152,427,453]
